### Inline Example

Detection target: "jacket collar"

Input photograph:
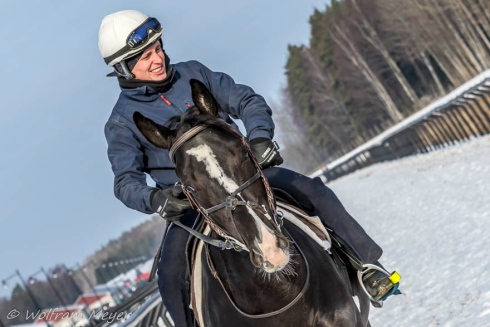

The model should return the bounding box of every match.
[120,67,179,102]
[121,85,161,102]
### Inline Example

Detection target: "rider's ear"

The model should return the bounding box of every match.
[190,79,218,116]
[133,112,174,149]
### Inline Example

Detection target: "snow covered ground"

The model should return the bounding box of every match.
[328,134,490,326]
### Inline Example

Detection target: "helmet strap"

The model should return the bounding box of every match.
[113,61,135,79]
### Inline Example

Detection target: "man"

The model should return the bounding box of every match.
[98,10,400,326]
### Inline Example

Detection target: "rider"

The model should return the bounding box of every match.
[98,10,400,326]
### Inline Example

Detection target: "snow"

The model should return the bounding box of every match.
[328,134,490,326]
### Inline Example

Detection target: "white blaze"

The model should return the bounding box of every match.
[185,145,269,235]
[186,144,288,268]
[186,144,239,193]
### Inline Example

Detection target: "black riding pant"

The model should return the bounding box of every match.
[157,167,382,326]
[157,212,198,327]
[263,167,382,263]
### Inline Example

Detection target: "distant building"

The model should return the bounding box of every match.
[133,272,150,287]
[74,291,115,311]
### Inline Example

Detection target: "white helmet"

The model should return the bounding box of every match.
[98,10,163,67]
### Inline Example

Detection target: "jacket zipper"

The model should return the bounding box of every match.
[160,94,185,114]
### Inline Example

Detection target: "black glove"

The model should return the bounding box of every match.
[250,138,284,169]
[150,185,192,221]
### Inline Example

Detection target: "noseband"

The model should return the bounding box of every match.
[169,124,282,252]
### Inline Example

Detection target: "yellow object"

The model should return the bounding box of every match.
[389,271,401,284]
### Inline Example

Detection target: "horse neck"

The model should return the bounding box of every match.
[208,244,307,313]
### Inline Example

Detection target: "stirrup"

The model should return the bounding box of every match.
[369,281,401,307]
[357,264,401,306]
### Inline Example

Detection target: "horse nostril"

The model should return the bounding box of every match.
[250,250,263,268]
[263,261,274,270]
[277,236,289,250]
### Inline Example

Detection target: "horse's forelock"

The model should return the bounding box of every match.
[167,107,241,140]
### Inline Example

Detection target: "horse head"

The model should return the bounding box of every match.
[134,79,290,273]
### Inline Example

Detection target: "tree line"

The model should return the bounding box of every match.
[0,216,165,326]
[274,0,490,173]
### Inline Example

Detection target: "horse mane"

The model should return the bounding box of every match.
[166,108,242,139]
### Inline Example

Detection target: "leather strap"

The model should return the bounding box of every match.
[203,228,310,318]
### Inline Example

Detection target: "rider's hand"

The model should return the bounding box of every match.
[250,138,284,169]
[150,186,191,221]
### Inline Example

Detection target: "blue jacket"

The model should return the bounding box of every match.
[105,60,275,214]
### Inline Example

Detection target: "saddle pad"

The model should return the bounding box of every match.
[190,205,331,326]
[277,202,332,252]
[190,224,210,327]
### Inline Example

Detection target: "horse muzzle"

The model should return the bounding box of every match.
[250,230,290,273]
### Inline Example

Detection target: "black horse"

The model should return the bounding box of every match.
[134,79,371,326]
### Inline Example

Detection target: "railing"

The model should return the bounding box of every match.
[92,281,173,327]
[113,293,173,327]
[310,70,490,182]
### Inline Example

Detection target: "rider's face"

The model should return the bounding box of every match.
[131,41,167,81]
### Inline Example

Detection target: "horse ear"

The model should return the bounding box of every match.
[133,112,173,149]
[190,79,218,116]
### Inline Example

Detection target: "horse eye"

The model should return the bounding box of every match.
[242,148,249,159]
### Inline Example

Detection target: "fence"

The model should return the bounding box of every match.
[111,293,173,327]
[310,70,490,182]
[92,281,173,327]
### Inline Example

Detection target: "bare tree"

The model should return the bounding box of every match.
[271,87,329,173]
[349,0,421,108]
[329,22,404,122]
[452,0,490,66]
[300,47,357,149]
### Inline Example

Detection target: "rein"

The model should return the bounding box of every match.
[168,123,281,251]
[204,227,310,318]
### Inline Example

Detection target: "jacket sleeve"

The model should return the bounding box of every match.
[196,62,275,141]
[105,118,156,214]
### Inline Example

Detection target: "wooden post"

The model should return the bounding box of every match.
[456,104,480,136]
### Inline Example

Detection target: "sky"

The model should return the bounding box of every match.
[0,0,328,289]
[328,134,490,325]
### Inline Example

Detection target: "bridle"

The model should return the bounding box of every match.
[169,122,310,319]
[168,124,283,252]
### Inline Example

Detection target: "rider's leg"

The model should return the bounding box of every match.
[157,211,197,327]
[262,167,382,263]
[262,167,400,305]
